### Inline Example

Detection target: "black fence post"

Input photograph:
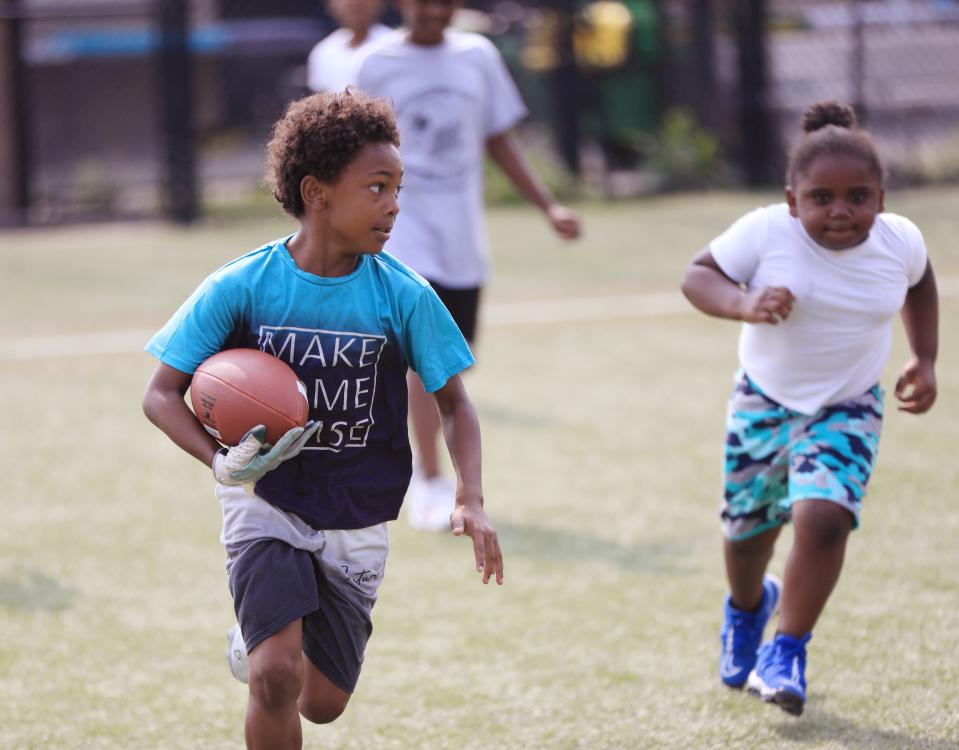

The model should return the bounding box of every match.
[552,0,581,176]
[0,0,30,224]
[690,0,717,130]
[157,0,198,223]
[733,0,778,186]
[849,0,866,123]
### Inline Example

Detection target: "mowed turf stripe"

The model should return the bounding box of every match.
[3,277,957,361]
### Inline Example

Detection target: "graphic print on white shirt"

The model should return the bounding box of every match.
[396,87,475,189]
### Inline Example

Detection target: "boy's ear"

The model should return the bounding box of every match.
[300,175,327,211]
[785,185,798,217]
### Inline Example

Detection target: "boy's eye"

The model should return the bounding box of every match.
[369,183,384,195]
[849,190,868,204]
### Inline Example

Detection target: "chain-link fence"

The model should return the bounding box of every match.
[1,1,171,224]
[0,0,333,225]
[646,0,959,188]
[2,0,959,226]
[765,0,959,183]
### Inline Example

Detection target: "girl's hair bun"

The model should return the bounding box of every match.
[801,100,858,133]
[787,99,882,184]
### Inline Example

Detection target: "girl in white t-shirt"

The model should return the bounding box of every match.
[681,100,938,717]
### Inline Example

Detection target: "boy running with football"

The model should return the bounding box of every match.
[142,90,502,750]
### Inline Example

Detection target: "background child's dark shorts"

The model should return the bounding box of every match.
[427,279,481,343]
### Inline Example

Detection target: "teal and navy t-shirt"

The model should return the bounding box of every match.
[146,238,474,530]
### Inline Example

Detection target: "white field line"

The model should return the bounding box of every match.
[1,329,159,362]
[3,276,957,362]
[482,290,691,326]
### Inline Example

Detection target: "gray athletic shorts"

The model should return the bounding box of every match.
[217,484,389,693]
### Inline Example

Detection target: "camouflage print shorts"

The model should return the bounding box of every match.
[722,371,884,541]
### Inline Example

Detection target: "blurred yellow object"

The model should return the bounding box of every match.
[574,1,634,69]
[521,9,560,72]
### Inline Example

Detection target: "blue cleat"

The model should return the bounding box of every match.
[719,574,781,688]
[747,631,811,716]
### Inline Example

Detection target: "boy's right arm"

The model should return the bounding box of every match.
[681,248,795,324]
[142,362,320,483]
[143,362,221,468]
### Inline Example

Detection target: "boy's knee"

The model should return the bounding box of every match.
[299,692,350,724]
[249,655,304,709]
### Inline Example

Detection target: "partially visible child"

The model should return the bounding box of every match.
[681,100,938,716]
[307,0,392,93]
[356,0,582,531]
[142,90,503,750]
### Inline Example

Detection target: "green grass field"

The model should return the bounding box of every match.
[2,188,957,749]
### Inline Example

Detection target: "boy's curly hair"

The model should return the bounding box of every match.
[266,90,400,216]
[786,99,884,186]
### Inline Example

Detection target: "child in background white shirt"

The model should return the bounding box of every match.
[307,0,392,93]
[357,0,582,531]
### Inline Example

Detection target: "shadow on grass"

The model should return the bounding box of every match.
[474,400,553,428]
[776,701,952,750]
[0,568,74,612]
[497,521,694,575]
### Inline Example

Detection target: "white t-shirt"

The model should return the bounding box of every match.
[710,204,928,414]
[307,23,393,93]
[356,29,528,287]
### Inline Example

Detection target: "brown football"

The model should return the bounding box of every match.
[190,349,309,446]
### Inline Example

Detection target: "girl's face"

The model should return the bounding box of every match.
[786,153,884,251]
[320,142,403,254]
[402,0,460,45]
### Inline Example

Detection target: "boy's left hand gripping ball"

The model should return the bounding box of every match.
[212,422,319,486]
[190,348,310,446]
